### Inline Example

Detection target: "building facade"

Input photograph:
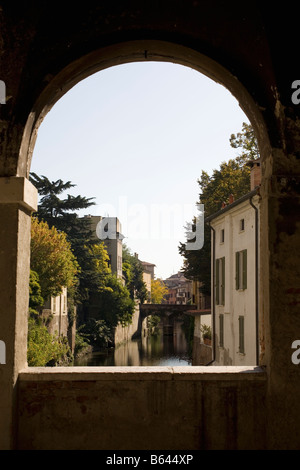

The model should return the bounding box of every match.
[207,161,261,366]
[84,215,124,279]
[163,271,193,305]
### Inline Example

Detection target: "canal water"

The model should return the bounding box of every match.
[74,320,192,367]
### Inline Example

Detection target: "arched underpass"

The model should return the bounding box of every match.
[139,303,197,336]
[0,2,299,450]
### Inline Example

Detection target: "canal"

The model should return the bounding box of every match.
[74,319,193,367]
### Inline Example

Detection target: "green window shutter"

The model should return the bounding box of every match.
[216,258,219,305]
[221,257,225,305]
[239,316,245,353]
[242,249,247,289]
[219,314,224,347]
[235,251,239,290]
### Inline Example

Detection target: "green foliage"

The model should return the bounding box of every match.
[179,123,259,293]
[74,326,91,356]
[29,174,141,356]
[229,122,259,164]
[122,245,148,304]
[29,172,95,229]
[87,242,112,291]
[200,324,212,339]
[78,318,113,349]
[197,158,251,217]
[29,172,95,303]
[89,273,135,329]
[147,315,161,335]
[29,270,44,315]
[27,317,72,366]
[30,217,80,299]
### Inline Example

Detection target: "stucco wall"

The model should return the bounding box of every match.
[212,196,259,365]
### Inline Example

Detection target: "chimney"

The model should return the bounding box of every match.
[229,194,234,204]
[248,159,261,190]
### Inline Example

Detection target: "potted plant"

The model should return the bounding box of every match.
[201,324,212,345]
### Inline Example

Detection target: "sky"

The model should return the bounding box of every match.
[31,61,248,280]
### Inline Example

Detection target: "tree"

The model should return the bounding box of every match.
[84,273,135,345]
[151,279,168,304]
[122,245,148,304]
[229,122,259,164]
[29,173,97,303]
[29,270,44,316]
[179,122,259,294]
[30,217,79,300]
[29,172,95,232]
[27,318,71,366]
[78,241,135,345]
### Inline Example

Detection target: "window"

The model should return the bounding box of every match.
[219,314,224,347]
[216,257,225,305]
[236,249,247,290]
[240,218,245,231]
[238,316,245,353]
[220,229,224,243]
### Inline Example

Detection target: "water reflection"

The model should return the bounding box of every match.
[74,320,192,367]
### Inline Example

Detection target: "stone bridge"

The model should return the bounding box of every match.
[140,303,197,320]
[137,303,197,336]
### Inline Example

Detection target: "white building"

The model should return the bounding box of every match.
[42,287,68,337]
[206,160,261,366]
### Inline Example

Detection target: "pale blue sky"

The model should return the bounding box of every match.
[31,61,248,279]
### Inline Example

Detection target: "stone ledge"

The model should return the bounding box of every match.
[0,177,37,212]
[19,365,267,382]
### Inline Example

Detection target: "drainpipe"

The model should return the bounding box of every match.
[205,223,216,366]
[249,195,259,366]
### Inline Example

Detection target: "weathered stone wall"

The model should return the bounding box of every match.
[114,303,141,346]
[0,1,300,451]
[17,367,267,450]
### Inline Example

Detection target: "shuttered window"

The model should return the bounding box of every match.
[216,257,225,305]
[235,250,247,290]
[238,316,245,353]
[219,314,224,347]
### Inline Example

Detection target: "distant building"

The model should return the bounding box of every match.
[41,286,76,352]
[83,215,124,279]
[163,271,193,305]
[140,260,156,280]
[134,254,156,303]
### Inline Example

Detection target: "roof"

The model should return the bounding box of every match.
[204,187,260,224]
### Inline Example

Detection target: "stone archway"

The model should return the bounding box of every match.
[20,40,270,179]
[0,3,300,449]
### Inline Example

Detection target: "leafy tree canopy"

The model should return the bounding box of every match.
[122,245,148,304]
[151,279,168,304]
[30,217,80,300]
[179,122,259,294]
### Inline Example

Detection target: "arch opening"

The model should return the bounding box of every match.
[20,40,270,177]
[22,40,270,368]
